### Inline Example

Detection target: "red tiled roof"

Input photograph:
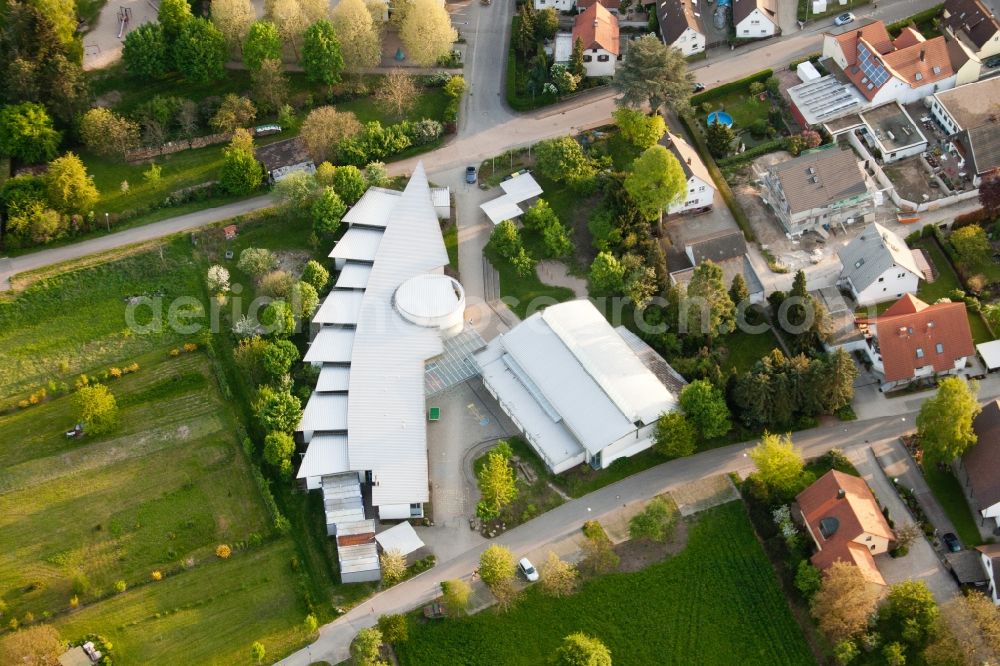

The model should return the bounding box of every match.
[873,295,974,382]
[573,3,620,55]
[835,20,894,56]
[892,26,924,49]
[577,0,621,10]
[882,36,955,87]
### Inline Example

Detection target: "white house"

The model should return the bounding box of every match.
[732,0,778,39]
[572,3,620,77]
[474,300,686,473]
[837,222,926,306]
[661,132,714,214]
[534,0,574,12]
[979,546,1000,604]
[656,0,706,56]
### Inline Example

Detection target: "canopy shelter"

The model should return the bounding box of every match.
[374,521,425,556]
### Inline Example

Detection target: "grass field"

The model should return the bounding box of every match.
[921,462,983,547]
[719,328,783,374]
[397,502,814,666]
[912,237,993,343]
[484,245,575,320]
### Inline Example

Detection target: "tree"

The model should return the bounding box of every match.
[951,224,991,266]
[159,0,193,43]
[569,37,585,78]
[268,0,307,53]
[5,201,65,246]
[679,379,731,439]
[883,642,906,666]
[211,94,257,133]
[476,442,518,520]
[810,561,880,644]
[175,18,228,83]
[652,411,696,458]
[244,21,283,70]
[917,377,980,463]
[534,7,558,38]
[262,339,300,379]
[380,549,407,585]
[729,273,750,307]
[0,625,64,666]
[304,614,319,634]
[260,300,297,338]
[589,251,625,294]
[300,106,363,163]
[76,384,118,435]
[220,129,264,195]
[795,560,822,600]
[212,0,256,52]
[301,20,345,89]
[440,579,471,616]
[32,0,77,46]
[881,580,939,648]
[624,145,686,220]
[349,627,383,666]
[377,614,408,645]
[263,431,295,475]
[629,496,677,542]
[534,137,596,191]
[539,552,577,597]
[614,108,667,149]
[80,108,140,160]
[312,186,348,241]
[331,165,367,205]
[614,34,693,114]
[253,386,301,432]
[685,261,735,338]
[259,270,294,298]
[275,171,321,214]
[748,432,805,497]
[365,161,390,188]
[302,260,330,293]
[489,219,523,259]
[479,544,516,589]
[375,69,418,118]
[979,167,1000,217]
[552,632,612,666]
[123,24,169,78]
[252,59,289,114]
[45,153,98,214]
[705,119,736,158]
[239,247,277,277]
[400,0,458,66]
[542,217,572,258]
[206,265,231,295]
[0,103,60,163]
[331,0,383,71]
[514,4,536,57]
[550,63,579,96]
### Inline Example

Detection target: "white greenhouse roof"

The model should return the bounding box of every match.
[342,187,401,228]
[375,521,425,556]
[299,392,348,432]
[316,365,351,392]
[335,263,372,289]
[480,195,524,225]
[329,227,384,262]
[313,290,365,325]
[978,340,1000,370]
[296,434,349,480]
[499,172,543,203]
[303,327,355,363]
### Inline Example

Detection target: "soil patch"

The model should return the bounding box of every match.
[614,518,689,573]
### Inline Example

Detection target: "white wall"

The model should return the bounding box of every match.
[871,75,958,107]
[735,9,776,38]
[983,502,1000,529]
[851,268,920,306]
[668,175,714,214]
[598,421,658,468]
[982,552,1000,604]
[852,532,891,555]
[535,0,574,10]
[931,96,961,133]
[379,503,421,520]
[668,27,706,56]
[582,48,617,77]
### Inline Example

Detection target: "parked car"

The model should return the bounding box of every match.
[985,54,1000,68]
[942,532,961,552]
[465,165,477,184]
[834,12,855,26]
[518,557,539,582]
[254,124,282,136]
[692,82,705,93]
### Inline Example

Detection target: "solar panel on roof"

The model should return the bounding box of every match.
[857,43,890,87]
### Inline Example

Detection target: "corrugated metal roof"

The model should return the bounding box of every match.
[316,365,351,392]
[480,195,524,225]
[342,187,401,228]
[303,327,355,363]
[335,263,372,289]
[431,186,450,208]
[499,172,543,203]
[375,521,425,555]
[338,542,380,574]
[300,392,348,432]
[313,290,365,325]
[297,434,349,479]
[329,227,384,262]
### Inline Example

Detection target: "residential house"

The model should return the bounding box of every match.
[821,20,957,107]
[667,229,766,304]
[978,544,1000,603]
[255,137,315,183]
[930,76,1000,184]
[474,300,686,473]
[837,222,927,306]
[576,0,621,12]
[944,32,985,85]
[656,0,707,56]
[942,0,1000,61]
[661,132,714,214]
[572,3,621,77]
[732,0,778,39]
[796,470,895,586]
[758,147,874,236]
[958,399,1000,533]
[858,293,974,390]
[534,0,575,12]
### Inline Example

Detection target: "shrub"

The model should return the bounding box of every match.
[151,570,163,581]
[114,580,127,593]
[216,544,232,559]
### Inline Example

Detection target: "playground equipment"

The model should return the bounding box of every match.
[117,6,132,39]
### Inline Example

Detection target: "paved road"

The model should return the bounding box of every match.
[277,408,933,665]
[0,195,276,290]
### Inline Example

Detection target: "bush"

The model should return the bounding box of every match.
[216,544,232,559]
[886,4,944,36]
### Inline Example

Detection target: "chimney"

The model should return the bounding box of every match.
[687,157,692,165]
[920,49,926,62]
[857,30,862,39]
[837,488,845,499]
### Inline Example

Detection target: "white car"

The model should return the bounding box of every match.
[518,557,539,582]
[834,12,855,26]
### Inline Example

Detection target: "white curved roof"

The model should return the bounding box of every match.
[395,274,462,320]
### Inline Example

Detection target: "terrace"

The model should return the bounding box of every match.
[858,102,927,162]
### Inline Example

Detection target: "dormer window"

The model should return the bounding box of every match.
[916,347,925,359]
[915,72,923,81]
[936,343,944,353]
[933,66,941,75]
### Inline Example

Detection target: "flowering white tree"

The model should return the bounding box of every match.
[772,504,800,550]
[232,315,258,337]
[207,265,231,294]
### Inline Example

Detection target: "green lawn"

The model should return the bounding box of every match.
[696,92,771,132]
[921,462,983,547]
[912,237,993,343]
[719,328,783,374]
[337,87,450,125]
[444,222,459,271]
[484,245,575,320]
[397,502,814,666]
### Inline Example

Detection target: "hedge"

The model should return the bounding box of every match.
[787,53,821,71]
[886,4,943,37]
[717,139,786,167]
[678,113,755,242]
[690,69,774,106]
[952,207,993,230]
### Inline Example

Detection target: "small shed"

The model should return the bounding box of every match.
[255,138,315,183]
[430,186,451,220]
[977,339,1000,372]
[944,550,989,590]
[375,520,426,557]
[797,60,822,83]
[480,194,524,225]
[58,647,94,666]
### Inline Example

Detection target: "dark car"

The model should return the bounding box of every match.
[693,82,705,93]
[941,532,961,552]
[465,165,477,184]
[985,54,1000,68]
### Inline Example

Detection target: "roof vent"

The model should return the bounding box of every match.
[915,72,923,81]
[807,166,816,174]
[927,320,934,328]
[920,49,926,62]
[819,516,840,538]
[933,65,942,74]
[687,157,692,165]
[809,176,819,184]
[837,488,846,499]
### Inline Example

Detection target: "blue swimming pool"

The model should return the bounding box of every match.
[707,111,734,127]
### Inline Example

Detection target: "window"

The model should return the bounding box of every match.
[583,55,592,62]
[410,503,422,517]
[698,185,706,192]
[743,29,750,34]
[878,276,884,282]
[916,347,924,359]
[689,187,695,193]
[936,343,944,353]
[866,536,872,541]
[898,273,905,278]
[751,19,759,24]
[597,54,609,62]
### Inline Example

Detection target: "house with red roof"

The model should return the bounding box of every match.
[859,293,975,390]
[822,20,958,107]
[572,3,621,78]
[797,470,895,586]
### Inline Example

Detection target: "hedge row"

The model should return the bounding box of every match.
[678,113,755,242]
[787,53,821,71]
[690,69,774,106]
[717,139,787,167]
[886,4,943,37]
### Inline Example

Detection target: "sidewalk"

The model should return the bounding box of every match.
[871,439,959,542]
